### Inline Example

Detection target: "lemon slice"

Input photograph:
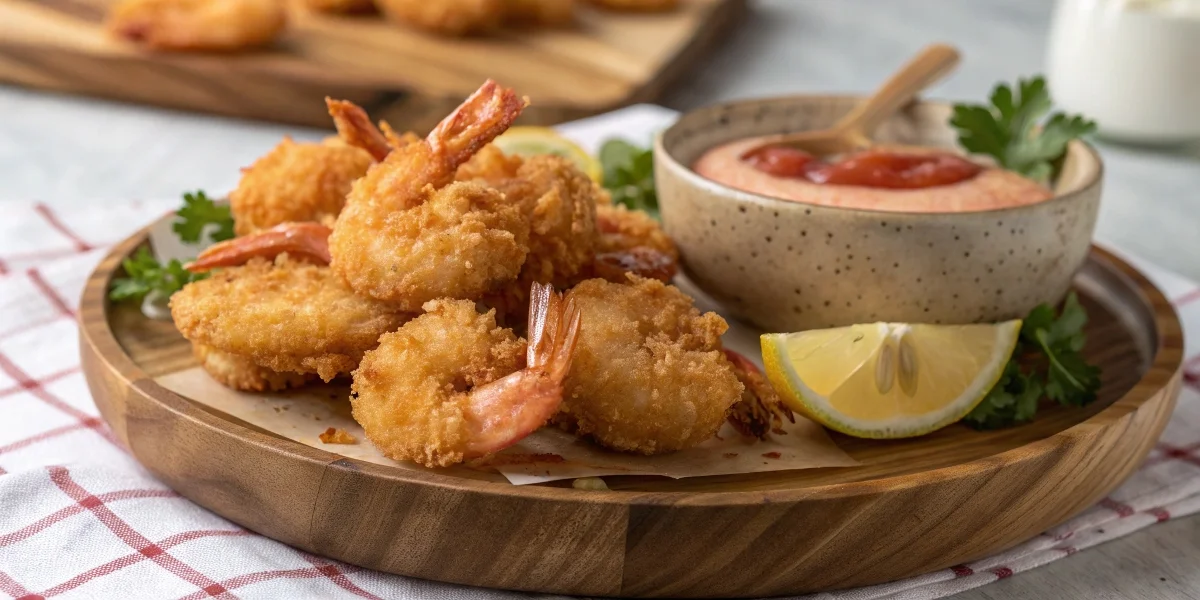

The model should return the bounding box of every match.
[761,320,1021,438]
[493,126,602,181]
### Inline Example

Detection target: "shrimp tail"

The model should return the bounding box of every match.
[525,282,581,379]
[427,79,528,172]
[186,222,332,272]
[326,97,393,162]
[593,247,679,282]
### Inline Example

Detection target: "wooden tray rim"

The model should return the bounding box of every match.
[80,224,1184,507]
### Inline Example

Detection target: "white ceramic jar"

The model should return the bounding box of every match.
[1047,0,1200,143]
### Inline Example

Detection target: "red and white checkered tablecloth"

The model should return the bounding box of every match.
[1,199,1198,600]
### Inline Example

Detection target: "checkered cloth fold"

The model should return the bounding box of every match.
[1,195,1197,599]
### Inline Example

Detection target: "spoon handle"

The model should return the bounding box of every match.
[836,44,961,140]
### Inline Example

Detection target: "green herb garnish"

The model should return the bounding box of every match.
[963,292,1102,429]
[599,139,658,219]
[108,247,207,302]
[951,76,1096,184]
[173,190,234,244]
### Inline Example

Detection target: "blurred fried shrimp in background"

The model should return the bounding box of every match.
[351,283,580,467]
[589,203,678,282]
[230,137,373,235]
[586,0,677,11]
[374,0,504,36]
[502,0,575,27]
[559,276,743,454]
[303,0,376,13]
[328,81,532,311]
[107,0,287,51]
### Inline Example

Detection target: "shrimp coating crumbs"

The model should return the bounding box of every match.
[193,344,314,392]
[171,254,411,381]
[351,283,580,467]
[560,276,744,454]
[107,0,287,51]
[595,203,678,259]
[230,138,373,235]
[329,81,530,311]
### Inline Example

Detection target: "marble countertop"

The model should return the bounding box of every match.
[0,0,1196,598]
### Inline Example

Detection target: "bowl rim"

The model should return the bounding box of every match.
[654,94,1104,217]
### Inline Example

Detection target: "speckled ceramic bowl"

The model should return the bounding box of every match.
[655,96,1103,331]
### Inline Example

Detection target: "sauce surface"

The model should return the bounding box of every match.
[742,146,983,189]
[693,137,1053,213]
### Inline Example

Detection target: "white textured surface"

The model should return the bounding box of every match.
[0,1,1198,598]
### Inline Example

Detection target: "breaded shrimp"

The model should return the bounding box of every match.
[328,81,532,312]
[586,0,677,11]
[193,344,314,392]
[107,0,286,51]
[172,224,411,382]
[459,152,601,320]
[375,0,504,36]
[590,203,679,282]
[560,275,743,454]
[351,282,581,467]
[230,137,373,235]
[303,0,376,13]
[503,0,575,26]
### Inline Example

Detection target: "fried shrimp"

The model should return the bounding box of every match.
[107,0,287,51]
[230,137,373,235]
[303,0,376,13]
[351,282,581,467]
[586,0,677,11]
[171,224,411,383]
[459,152,601,320]
[193,344,314,392]
[591,203,679,282]
[328,80,532,312]
[375,0,504,36]
[503,0,575,26]
[560,275,743,454]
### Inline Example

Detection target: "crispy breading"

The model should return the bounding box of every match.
[230,137,373,235]
[171,255,411,381]
[560,276,743,454]
[193,343,314,392]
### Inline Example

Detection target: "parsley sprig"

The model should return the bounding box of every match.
[109,247,207,302]
[951,76,1096,184]
[109,190,230,302]
[599,139,658,219]
[963,292,1102,429]
[173,190,234,244]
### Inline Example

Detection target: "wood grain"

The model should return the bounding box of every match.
[80,225,1183,597]
[0,0,745,131]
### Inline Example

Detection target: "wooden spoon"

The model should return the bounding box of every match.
[750,43,962,157]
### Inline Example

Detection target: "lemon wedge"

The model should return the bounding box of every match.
[492,126,602,181]
[761,320,1021,438]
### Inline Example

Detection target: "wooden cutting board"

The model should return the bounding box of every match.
[0,0,744,130]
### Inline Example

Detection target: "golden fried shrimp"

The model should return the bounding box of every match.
[328,81,532,311]
[188,222,333,272]
[107,0,287,51]
[503,0,574,26]
[722,349,795,440]
[193,343,314,392]
[375,0,504,36]
[230,137,373,235]
[303,0,376,13]
[351,282,581,467]
[585,0,677,11]
[172,226,411,382]
[590,203,678,282]
[560,276,743,454]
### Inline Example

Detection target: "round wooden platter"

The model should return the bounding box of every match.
[80,225,1183,598]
